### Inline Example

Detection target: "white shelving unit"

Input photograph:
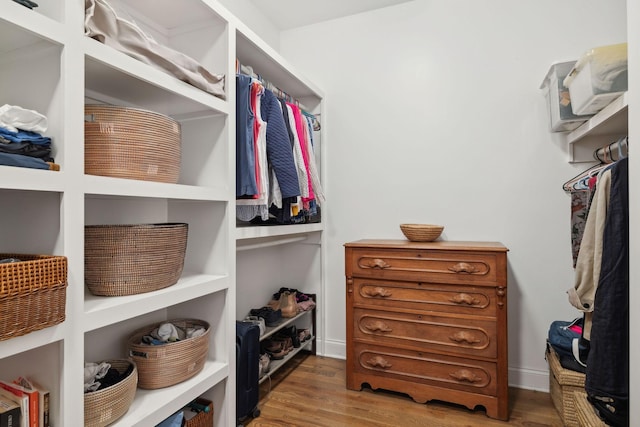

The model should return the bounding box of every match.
[0,1,324,425]
[0,0,237,425]
[566,92,628,163]
[233,19,326,395]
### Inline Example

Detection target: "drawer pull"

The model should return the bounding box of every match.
[366,356,392,369]
[449,331,481,345]
[449,369,482,383]
[364,287,392,298]
[448,262,477,274]
[449,293,480,305]
[365,258,391,269]
[364,321,392,333]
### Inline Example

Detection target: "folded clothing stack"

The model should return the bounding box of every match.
[0,104,58,171]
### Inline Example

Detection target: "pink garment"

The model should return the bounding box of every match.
[287,103,314,202]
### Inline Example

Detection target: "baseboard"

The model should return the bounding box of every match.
[509,366,550,392]
[316,339,550,392]
[316,338,346,360]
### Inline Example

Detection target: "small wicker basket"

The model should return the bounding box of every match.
[85,223,188,297]
[399,224,444,242]
[0,254,67,341]
[85,104,181,183]
[128,319,210,389]
[184,398,214,427]
[84,359,138,427]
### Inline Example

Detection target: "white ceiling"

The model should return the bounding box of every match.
[247,0,415,30]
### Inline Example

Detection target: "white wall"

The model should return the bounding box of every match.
[215,0,281,50]
[280,0,627,390]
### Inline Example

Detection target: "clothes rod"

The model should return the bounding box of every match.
[236,236,308,251]
[594,136,628,163]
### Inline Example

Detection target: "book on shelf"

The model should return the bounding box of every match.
[0,394,21,427]
[0,388,26,427]
[22,379,48,427]
[0,381,37,427]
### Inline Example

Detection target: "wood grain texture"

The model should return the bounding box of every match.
[246,354,563,427]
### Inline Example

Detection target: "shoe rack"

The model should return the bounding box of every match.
[0,1,322,425]
[258,295,317,385]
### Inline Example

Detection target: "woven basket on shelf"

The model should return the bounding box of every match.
[0,254,67,341]
[399,224,444,242]
[85,223,188,297]
[84,359,138,427]
[85,104,181,183]
[546,345,586,427]
[128,319,210,389]
[184,398,214,427]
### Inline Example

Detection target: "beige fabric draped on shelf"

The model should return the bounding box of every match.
[84,0,226,99]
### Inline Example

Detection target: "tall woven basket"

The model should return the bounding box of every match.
[128,319,210,389]
[84,359,138,427]
[85,223,188,297]
[85,104,181,183]
[0,254,67,341]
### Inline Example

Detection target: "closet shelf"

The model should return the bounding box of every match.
[83,273,229,332]
[236,28,323,101]
[260,309,313,341]
[0,4,66,51]
[259,337,314,385]
[566,92,628,163]
[110,360,228,427]
[0,324,66,360]
[0,167,65,192]
[236,223,323,241]
[84,40,229,117]
[84,175,229,202]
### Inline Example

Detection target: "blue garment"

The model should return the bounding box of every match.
[236,74,257,197]
[0,152,50,170]
[585,157,628,424]
[260,90,300,199]
[0,127,51,145]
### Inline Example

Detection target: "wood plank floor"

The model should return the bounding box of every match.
[245,353,563,427]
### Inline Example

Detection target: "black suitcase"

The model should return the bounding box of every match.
[236,321,261,425]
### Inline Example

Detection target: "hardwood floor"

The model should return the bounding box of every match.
[245,353,563,427]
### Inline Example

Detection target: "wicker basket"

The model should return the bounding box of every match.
[184,398,214,427]
[84,359,138,427]
[85,223,188,297]
[547,345,586,427]
[399,224,444,242]
[573,390,608,427]
[128,319,210,389]
[85,104,181,183]
[0,254,67,341]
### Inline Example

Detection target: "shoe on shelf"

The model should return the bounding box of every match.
[259,352,271,377]
[242,316,265,336]
[298,328,311,343]
[298,299,316,312]
[249,306,282,326]
[271,335,294,354]
[279,291,298,318]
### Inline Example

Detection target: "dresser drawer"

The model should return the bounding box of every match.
[348,248,499,286]
[352,278,498,317]
[353,308,497,359]
[352,342,497,396]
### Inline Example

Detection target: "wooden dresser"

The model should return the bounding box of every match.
[344,239,509,420]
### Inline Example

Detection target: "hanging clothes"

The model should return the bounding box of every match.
[585,157,629,427]
[236,74,257,197]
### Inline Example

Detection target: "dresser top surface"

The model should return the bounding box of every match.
[344,239,508,252]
